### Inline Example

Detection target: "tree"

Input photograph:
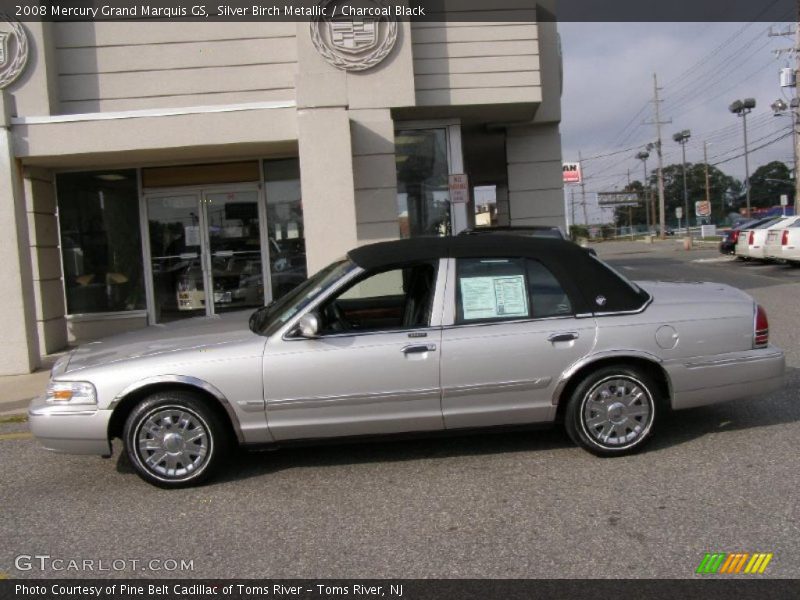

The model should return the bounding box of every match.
[657,163,740,224]
[747,161,794,209]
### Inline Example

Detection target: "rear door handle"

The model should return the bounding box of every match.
[548,332,579,343]
[403,344,437,354]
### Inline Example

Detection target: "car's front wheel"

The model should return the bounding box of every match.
[564,366,659,456]
[123,391,230,488]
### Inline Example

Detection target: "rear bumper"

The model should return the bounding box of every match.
[665,346,785,410]
[764,242,799,261]
[28,396,112,456]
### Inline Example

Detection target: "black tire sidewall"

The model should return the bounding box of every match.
[123,391,227,488]
[565,366,659,456]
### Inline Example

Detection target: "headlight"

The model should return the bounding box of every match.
[45,381,97,405]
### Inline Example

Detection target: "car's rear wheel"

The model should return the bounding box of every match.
[564,366,658,456]
[123,391,230,488]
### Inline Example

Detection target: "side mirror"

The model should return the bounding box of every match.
[295,312,320,338]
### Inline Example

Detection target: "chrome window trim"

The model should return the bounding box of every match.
[591,294,654,317]
[441,313,580,333]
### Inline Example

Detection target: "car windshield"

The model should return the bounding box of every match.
[250,259,357,336]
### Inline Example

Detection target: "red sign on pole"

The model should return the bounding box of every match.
[563,162,582,184]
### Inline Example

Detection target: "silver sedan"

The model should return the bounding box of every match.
[29,236,785,487]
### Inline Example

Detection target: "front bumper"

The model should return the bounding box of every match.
[665,346,785,410]
[28,395,112,456]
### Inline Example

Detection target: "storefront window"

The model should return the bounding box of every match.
[57,170,145,314]
[395,128,451,238]
[263,159,307,299]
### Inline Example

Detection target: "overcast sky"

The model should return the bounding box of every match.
[559,21,798,199]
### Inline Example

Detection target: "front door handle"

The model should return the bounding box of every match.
[548,332,579,343]
[403,344,437,354]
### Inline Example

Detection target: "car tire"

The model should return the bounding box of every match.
[564,366,659,457]
[123,391,231,488]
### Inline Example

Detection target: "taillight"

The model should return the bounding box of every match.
[748,231,755,245]
[754,304,769,348]
[732,230,740,243]
[782,230,790,246]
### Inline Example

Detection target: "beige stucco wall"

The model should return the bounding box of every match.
[52,22,298,114]
[411,22,542,107]
[506,122,564,226]
[23,167,67,355]
[0,95,40,375]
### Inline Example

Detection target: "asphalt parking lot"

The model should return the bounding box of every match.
[1,241,798,580]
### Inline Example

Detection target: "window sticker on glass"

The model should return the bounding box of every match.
[460,275,529,321]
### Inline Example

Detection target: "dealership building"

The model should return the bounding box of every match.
[0,7,564,375]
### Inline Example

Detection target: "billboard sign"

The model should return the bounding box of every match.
[563,162,582,184]
[597,192,639,206]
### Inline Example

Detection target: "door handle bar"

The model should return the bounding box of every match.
[402,344,437,354]
[547,332,579,343]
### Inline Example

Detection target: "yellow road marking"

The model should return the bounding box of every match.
[0,572,8,579]
[0,432,33,441]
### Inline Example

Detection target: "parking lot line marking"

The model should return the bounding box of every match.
[0,432,33,441]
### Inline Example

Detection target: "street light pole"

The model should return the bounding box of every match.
[673,129,691,237]
[729,98,757,217]
[770,97,799,213]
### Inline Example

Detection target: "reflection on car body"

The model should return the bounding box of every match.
[29,236,785,488]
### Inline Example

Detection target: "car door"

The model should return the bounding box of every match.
[262,260,446,441]
[440,256,597,429]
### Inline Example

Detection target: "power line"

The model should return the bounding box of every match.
[711,131,793,166]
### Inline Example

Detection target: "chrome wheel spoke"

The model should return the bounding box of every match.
[184,428,206,444]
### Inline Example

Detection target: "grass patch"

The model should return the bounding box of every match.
[0,414,27,424]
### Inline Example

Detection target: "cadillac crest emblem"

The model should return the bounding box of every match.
[0,15,28,89]
[311,0,397,72]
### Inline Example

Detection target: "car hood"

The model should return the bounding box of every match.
[63,310,258,374]
[635,280,752,305]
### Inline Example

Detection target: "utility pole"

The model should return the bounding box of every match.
[704,141,713,221]
[645,73,671,239]
[769,10,800,207]
[570,187,576,229]
[627,169,634,237]
[790,1,800,211]
[579,150,589,226]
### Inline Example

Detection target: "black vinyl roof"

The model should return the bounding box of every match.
[348,236,650,314]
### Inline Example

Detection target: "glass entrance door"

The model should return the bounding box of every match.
[147,193,205,323]
[145,187,267,323]
[204,190,265,315]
